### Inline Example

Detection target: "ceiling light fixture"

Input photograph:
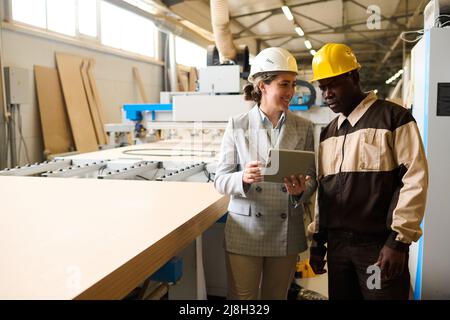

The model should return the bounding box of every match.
[385,69,404,85]
[281,6,294,21]
[304,40,312,49]
[295,26,304,37]
[310,49,317,56]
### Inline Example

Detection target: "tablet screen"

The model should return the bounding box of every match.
[261,149,315,183]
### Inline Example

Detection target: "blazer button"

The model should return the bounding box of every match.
[280,213,287,220]
[256,212,262,218]
[255,186,262,193]
[281,186,287,193]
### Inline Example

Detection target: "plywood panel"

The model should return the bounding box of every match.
[188,67,198,92]
[55,53,98,153]
[34,65,74,156]
[81,60,107,145]
[0,176,228,299]
[177,69,189,92]
[177,64,197,92]
[87,60,107,127]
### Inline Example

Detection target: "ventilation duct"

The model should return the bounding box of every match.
[210,0,237,62]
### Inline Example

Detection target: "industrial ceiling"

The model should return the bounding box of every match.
[156,0,427,93]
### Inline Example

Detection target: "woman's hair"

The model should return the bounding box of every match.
[243,72,281,104]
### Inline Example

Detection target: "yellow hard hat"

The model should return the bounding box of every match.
[311,43,361,82]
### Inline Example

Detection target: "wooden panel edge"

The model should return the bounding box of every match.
[74,195,229,300]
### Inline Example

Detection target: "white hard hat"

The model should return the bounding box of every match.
[248,47,298,83]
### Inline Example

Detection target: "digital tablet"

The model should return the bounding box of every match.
[261,148,315,183]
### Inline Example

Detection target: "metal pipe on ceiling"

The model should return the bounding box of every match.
[210,0,237,62]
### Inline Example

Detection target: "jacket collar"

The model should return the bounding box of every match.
[247,105,299,162]
[337,91,378,129]
[258,107,286,130]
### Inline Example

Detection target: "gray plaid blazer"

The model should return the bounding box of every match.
[214,105,317,256]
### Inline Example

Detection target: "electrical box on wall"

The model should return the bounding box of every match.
[4,66,29,105]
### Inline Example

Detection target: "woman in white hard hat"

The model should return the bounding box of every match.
[214,47,317,300]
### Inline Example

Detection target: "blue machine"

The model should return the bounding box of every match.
[289,79,317,111]
[150,256,183,283]
[123,103,173,121]
[123,99,311,121]
[122,80,317,122]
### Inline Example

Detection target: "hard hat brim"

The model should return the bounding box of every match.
[248,70,298,84]
[310,65,361,83]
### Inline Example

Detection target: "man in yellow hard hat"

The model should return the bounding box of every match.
[308,43,429,300]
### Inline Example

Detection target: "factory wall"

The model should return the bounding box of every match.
[0,25,164,165]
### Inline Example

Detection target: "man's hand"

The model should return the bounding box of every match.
[310,254,327,275]
[309,242,327,275]
[375,245,406,280]
[284,175,306,196]
[243,161,263,185]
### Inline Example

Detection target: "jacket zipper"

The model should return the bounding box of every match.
[339,132,347,173]
[337,126,349,228]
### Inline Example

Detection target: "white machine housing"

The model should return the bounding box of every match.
[172,94,253,122]
[409,27,450,299]
[198,65,242,93]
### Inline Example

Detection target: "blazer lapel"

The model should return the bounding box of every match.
[247,106,271,164]
[276,111,300,150]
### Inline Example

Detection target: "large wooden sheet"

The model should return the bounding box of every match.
[34,66,74,156]
[55,53,98,153]
[188,67,198,92]
[0,176,227,299]
[87,60,107,133]
[81,60,106,145]
[65,141,220,163]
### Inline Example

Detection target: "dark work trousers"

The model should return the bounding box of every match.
[327,231,410,300]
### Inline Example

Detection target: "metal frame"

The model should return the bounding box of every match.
[0,159,72,176]
[98,161,159,180]
[376,0,427,72]
[347,0,406,29]
[231,0,335,19]
[305,13,415,35]
[237,27,417,40]
[235,12,273,37]
[227,0,423,86]
[42,160,108,178]
[157,162,206,181]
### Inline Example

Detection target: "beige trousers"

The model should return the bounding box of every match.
[225,251,298,300]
